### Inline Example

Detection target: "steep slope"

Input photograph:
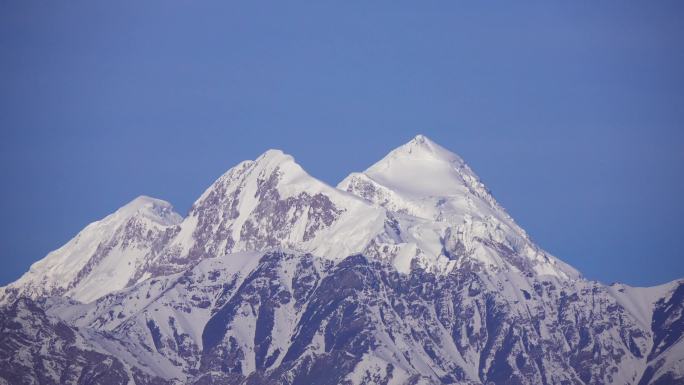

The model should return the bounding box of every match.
[1,134,682,385]
[339,135,579,279]
[636,281,684,384]
[0,136,579,305]
[1,150,390,306]
[339,134,493,219]
[26,251,684,385]
[134,149,389,282]
[0,196,182,304]
[0,297,171,385]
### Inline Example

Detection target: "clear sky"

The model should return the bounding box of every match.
[1,1,682,287]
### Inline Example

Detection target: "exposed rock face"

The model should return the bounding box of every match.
[4,251,682,385]
[129,149,386,284]
[1,135,682,384]
[638,284,684,385]
[0,297,171,385]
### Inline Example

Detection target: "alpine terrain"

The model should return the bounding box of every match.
[1,135,682,385]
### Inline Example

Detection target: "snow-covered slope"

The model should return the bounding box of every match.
[0,196,182,303]
[340,134,491,215]
[2,136,581,305]
[1,134,682,385]
[0,150,390,305]
[132,149,389,282]
[339,135,579,279]
[608,280,683,331]
[21,251,684,385]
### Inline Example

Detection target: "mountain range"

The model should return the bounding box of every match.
[1,135,682,385]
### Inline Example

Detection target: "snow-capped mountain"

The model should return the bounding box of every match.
[132,148,388,281]
[1,135,682,385]
[0,196,182,303]
[338,135,579,279]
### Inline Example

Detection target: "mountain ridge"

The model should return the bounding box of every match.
[1,134,682,385]
[2,135,580,304]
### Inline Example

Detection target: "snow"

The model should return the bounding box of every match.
[393,243,417,274]
[12,245,683,385]
[0,195,182,304]
[159,144,389,265]
[2,130,683,385]
[361,134,468,199]
[122,196,183,226]
[69,247,146,303]
[339,134,579,280]
[0,135,609,308]
[608,279,682,330]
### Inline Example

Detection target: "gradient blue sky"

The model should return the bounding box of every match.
[1,1,682,287]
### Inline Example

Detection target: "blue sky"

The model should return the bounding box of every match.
[1,1,682,286]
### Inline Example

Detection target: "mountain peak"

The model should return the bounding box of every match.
[196,148,325,209]
[116,195,182,226]
[254,148,292,165]
[384,134,464,164]
[338,135,580,280]
[338,133,493,219]
[4,137,580,307]
[176,146,386,266]
[349,135,469,200]
[406,134,438,151]
[252,149,309,184]
[0,195,183,304]
[119,195,172,212]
